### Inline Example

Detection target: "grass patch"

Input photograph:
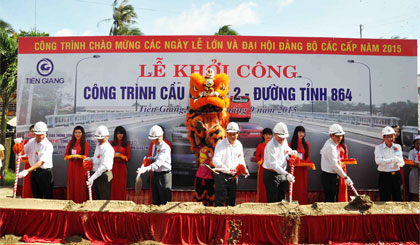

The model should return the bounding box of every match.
[3,168,15,186]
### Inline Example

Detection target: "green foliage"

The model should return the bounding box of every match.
[0,19,14,34]
[100,0,143,36]
[3,168,15,186]
[379,101,417,126]
[18,29,50,37]
[0,29,18,145]
[214,25,239,36]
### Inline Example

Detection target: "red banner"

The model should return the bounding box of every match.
[18,36,417,56]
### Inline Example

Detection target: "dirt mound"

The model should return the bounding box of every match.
[0,234,22,244]
[1,198,419,215]
[347,195,374,212]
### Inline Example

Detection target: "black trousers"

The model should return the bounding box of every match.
[379,171,402,201]
[263,169,288,203]
[214,173,237,206]
[151,171,172,205]
[30,168,53,199]
[322,171,339,202]
[92,171,112,200]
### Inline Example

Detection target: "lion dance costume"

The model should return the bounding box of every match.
[186,68,230,206]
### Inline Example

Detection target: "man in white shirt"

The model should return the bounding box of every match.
[320,124,353,202]
[137,125,172,205]
[263,122,296,202]
[213,122,247,206]
[85,125,115,200]
[374,126,404,201]
[18,121,54,199]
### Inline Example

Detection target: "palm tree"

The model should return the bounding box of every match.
[0,19,14,34]
[99,0,143,36]
[0,28,18,182]
[0,30,18,140]
[214,25,239,36]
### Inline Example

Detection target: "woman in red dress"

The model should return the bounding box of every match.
[111,126,131,200]
[337,136,349,202]
[65,126,89,203]
[256,128,273,203]
[289,126,310,204]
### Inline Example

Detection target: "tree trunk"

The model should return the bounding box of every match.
[0,92,10,184]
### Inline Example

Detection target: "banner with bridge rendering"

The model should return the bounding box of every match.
[16,36,417,191]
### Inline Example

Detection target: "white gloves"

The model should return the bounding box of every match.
[86,171,101,186]
[244,169,250,178]
[18,170,28,178]
[344,176,354,186]
[286,173,295,183]
[394,157,404,167]
[14,138,23,144]
[86,177,94,186]
[136,166,151,175]
[290,150,298,156]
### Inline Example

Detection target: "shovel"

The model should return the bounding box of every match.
[288,165,299,204]
[135,175,143,195]
[86,171,93,200]
[349,183,359,197]
[12,153,22,198]
[348,183,373,211]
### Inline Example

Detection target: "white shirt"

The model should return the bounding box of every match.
[320,138,346,178]
[213,138,245,171]
[408,148,419,164]
[149,140,171,172]
[263,138,291,175]
[24,137,53,169]
[374,142,404,172]
[408,148,419,194]
[92,141,114,175]
[24,138,36,166]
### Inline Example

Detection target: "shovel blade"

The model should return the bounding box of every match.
[135,177,142,195]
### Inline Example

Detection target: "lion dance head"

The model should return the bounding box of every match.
[186,68,230,165]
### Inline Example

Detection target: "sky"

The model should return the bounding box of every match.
[0,0,419,72]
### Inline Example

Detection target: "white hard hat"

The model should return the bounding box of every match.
[33,121,48,135]
[95,125,109,139]
[329,124,345,135]
[273,122,289,138]
[381,126,395,136]
[226,122,240,133]
[148,125,163,140]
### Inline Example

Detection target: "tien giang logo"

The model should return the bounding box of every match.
[26,58,65,84]
[36,58,54,76]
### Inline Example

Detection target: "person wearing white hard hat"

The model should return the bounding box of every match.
[137,125,172,205]
[320,124,353,202]
[213,122,248,206]
[374,126,404,201]
[262,122,297,202]
[84,125,115,200]
[407,135,420,201]
[17,121,54,199]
